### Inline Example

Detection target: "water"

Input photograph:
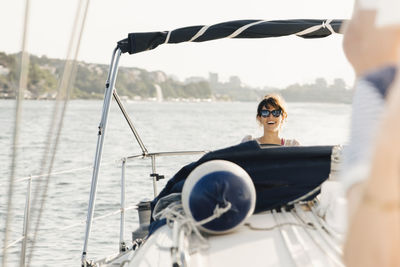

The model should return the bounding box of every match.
[0,99,351,266]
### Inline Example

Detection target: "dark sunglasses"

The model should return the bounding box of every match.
[260,109,282,118]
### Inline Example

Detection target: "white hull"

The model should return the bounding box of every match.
[99,201,345,267]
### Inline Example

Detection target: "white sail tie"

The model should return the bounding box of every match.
[226,20,265,38]
[189,25,211,42]
[296,19,334,37]
[164,31,172,44]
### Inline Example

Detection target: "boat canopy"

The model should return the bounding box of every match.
[117,19,345,54]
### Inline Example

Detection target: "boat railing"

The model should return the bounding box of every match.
[4,149,207,265]
[3,165,101,251]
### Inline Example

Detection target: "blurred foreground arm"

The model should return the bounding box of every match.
[344,73,400,267]
[342,1,400,77]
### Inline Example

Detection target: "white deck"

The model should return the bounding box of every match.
[100,202,345,267]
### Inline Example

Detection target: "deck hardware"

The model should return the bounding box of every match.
[150,173,165,181]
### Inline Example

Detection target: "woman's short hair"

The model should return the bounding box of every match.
[256,94,288,120]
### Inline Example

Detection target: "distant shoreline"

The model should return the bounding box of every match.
[1,51,353,103]
[0,98,352,104]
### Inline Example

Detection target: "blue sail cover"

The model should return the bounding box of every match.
[118,19,345,54]
[149,141,332,232]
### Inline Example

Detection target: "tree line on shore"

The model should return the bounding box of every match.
[0,52,352,103]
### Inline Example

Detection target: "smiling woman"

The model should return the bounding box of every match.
[241,94,300,146]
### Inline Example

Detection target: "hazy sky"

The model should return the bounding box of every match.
[1,0,355,88]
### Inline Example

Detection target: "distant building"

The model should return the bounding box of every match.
[185,76,206,84]
[209,72,219,85]
[229,75,242,87]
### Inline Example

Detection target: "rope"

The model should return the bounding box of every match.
[60,205,137,231]
[4,204,138,252]
[244,221,316,231]
[226,20,265,38]
[188,25,211,42]
[154,200,232,253]
[164,31,172,44]
[1,160,117,187]
[26,1,91,266]
[296,19,334,37]
[195,202,232,225]
[5,236,25,250]
[2,0,30,265]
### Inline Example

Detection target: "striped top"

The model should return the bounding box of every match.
[340,65,397,192]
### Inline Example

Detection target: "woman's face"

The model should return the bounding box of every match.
[258,106,284,132]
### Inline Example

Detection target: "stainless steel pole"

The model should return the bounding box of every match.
[119,158,126,252]
[151,155,158,197]
[82,47,121,264]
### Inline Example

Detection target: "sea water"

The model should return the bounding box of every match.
[0,99,350,266]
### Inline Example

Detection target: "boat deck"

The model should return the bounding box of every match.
[101,202,345,267]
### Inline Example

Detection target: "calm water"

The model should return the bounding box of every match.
[0,99,351,266]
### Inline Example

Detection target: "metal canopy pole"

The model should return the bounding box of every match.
[113,90,148,156]
[82,47,121,265]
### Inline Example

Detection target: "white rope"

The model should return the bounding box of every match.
[195,202,232,225]
[6,160,116,186]
[154,200,232,253]
[4,203,138,252]
[226,20,265,38]
[188,20,265,42]
[296,19,334,37]
[164,31,172,44]
[14,166,92,184]
[244,221,316,231]
[4,236,25,250]
[188,25,211,42]
[323,19,334,35]
[60,205,137,231]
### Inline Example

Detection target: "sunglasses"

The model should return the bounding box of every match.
[260,109,282,118]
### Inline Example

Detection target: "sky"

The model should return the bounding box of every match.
[0,0,356,88]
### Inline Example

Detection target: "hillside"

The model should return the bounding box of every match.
[0,52,352,102]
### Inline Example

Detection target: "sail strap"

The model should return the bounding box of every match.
[226,20,265,38]
[189,25,211,42]
[296,19,334,36]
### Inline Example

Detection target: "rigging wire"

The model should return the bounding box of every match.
[0,160,117,187]
[1,0,30,265]
[2,159,121,251]
[25,0,91,266]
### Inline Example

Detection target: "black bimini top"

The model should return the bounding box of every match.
[117,19,345,55]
